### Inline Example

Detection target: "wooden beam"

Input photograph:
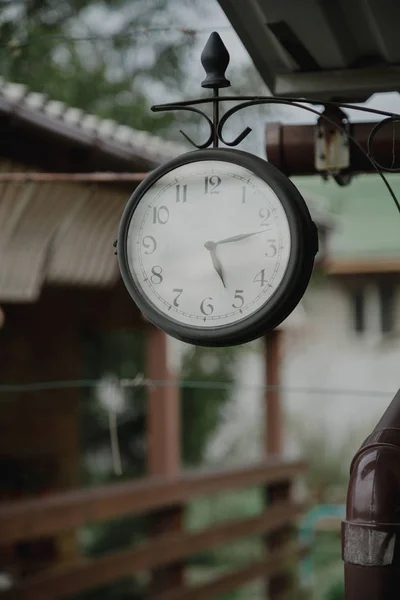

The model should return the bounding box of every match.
[0,503,306,600]
[265,120,400,176]
[265,482,295,600]
[264,330,284,456]
[146,328,181,477]
[149,506,185,595]
[146,328,183,594]
[0,460,307,545]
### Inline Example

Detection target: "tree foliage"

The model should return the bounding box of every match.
[181,345,238,466]
[0,0,201,133]
[79,330,237,599]
[325,580,345,600]
[82,331,237,480]
[80,329,237,598]
[0,0,274,147]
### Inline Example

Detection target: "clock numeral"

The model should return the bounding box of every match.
[253,268,266,287]
[204,175,221,195]
[173,288,183,307]
[150,265,163,284]
[232,289,244,309]
[259,207,271,228]
[153,206,169,225]
[176,184,187,203]
[265,240,277,258]
[142,235,157,254]
[200,296,214,315]
[242,187,246,204]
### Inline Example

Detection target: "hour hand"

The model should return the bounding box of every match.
[204,241,226,288]
[215,230,265,245]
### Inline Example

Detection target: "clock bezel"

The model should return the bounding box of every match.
[117,148,318,347]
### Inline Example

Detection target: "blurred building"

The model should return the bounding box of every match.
[0,80,186,580]
[285,175,400,438]
[210,174,400,468]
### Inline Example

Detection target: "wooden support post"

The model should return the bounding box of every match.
[0,299,81,574]
[148,505,185,596]
[146,327,184,595]
[264,481,295,600]
[147,327,181,477]
[264,330,283,456]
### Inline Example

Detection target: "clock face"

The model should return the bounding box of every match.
[118,149,317,346]
[126,159,291,328]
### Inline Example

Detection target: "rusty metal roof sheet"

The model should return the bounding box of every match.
[0,161,129,302]
[0,79,191,302]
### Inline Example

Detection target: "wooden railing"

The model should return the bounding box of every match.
[0,459,307,600]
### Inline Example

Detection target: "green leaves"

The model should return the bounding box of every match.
[181,345,237,467]
[0,0,197,133]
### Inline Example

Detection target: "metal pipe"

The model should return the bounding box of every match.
[343,387,400,599]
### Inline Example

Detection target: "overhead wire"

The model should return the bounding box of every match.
[0,378,394,398]
[0,26,235,49]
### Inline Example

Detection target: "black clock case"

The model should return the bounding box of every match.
[117,148,318,347]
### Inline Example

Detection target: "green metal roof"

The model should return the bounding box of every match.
[292,174,400,261]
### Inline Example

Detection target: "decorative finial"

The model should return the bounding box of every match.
[201,32,231,89]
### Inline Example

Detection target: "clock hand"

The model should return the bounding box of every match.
[204,241,226,288]
[215,230,266,245]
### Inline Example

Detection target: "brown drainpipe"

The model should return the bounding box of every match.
[343,387,400,598]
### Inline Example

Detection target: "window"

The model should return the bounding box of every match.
[378,282,395,334]
[350,281,397,336]
[352,288,365,333]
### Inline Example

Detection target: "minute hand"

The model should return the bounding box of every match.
[215,230,266,245]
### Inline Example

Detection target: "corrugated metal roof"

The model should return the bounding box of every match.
[218,0,400,100]
[0,161,128,302]
[0,79,191,302]
[0,78,188,169]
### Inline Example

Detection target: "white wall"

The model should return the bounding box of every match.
[283,279,399,454]
[206,277,400,466]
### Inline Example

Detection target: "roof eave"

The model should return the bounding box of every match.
[217,0,279,93]
[0,97,160,173]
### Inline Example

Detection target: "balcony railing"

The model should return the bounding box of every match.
[0,459,307,600]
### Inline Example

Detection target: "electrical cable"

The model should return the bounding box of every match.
[0,378,394,398]
[0,26,234,48]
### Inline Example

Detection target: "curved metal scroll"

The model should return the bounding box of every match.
[151,104,214,150]
[152,93,400,215]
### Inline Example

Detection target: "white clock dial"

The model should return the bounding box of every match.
[126,159,291,328]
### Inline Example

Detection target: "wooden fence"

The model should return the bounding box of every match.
[0,459,307,600]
